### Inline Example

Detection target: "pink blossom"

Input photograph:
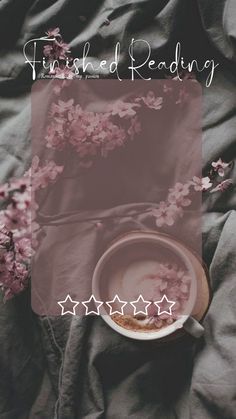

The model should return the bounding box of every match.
[0,229,29,301]
[211,158,230,177]
[46,28,61,37]
[210,179,233,193]
[68,108,128,160]
[109,100,139,118]
[53,84,64,95]
[56,41,71,60]
[1,261,29,301]
[152,202,179,227]
[168,182,190,198]
[177,196,191,207]
[70,121,87,143]
[68,104,83,121]
[31,158,64,189]
[14,262,29,281]
[3,207,29,230]
[191,176,212,191]
[0,250,14,268]
[0,184,8,199]
[201,176,213,191]
[0,225,12,249]
[0,158,63,301]
[15,238,32,262]
[139,91,163,110]
[45,123,66,150]
[53,99,74,114]
[168,182,191,206]
[43,44,54,57]
[163,84,172,93]
[147,263,191,325]
[46,96,143,164]
[43,39,70,61]
[8,177,29,192]
[12,191,30,210]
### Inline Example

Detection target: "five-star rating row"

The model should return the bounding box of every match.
[58,294,175,316]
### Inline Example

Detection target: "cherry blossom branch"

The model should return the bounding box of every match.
[42,28,190,168]
[0,157,63,301]
[44,91,166,168]
[151,159,234,228]
[0,156,233,302]
[36,159,234,231]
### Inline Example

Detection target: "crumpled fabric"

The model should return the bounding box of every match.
[0,1,236,418]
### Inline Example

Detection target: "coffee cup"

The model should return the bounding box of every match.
[92,231,204,341]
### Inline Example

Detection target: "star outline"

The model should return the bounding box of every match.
[106,294,127,315]
[130,294,152,316]
[154,294,175,316]
[82,294,103,315]
[58,294,79,315]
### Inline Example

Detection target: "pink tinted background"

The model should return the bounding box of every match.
[31,79,202,316]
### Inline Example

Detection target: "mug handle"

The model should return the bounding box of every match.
[183,316,204,338]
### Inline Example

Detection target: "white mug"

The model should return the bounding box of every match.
[92,231,204,341]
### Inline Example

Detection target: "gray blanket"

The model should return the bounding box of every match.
[0,1,236,418]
